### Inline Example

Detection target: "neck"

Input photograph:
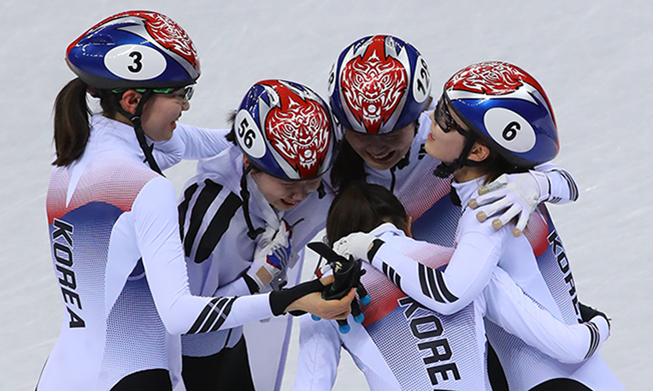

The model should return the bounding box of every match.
[453,165,485,183]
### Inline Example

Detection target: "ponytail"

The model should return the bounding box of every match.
[53,78,91,166]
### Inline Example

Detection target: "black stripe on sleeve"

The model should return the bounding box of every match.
[208,297,236,332]
[584,322,600,360]
[382,262,402,290]
[418,264,431,299]
[426,267,445,303]
[435,269,458,302]
[184,179,224,257]
[558,169,579,201]
[194,191,243,264]
[187,297,220,334]
[178,183,199,241]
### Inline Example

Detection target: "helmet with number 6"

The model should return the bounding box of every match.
[328,35,432,136]
[443,61,559,167]
[66,10,200,89]
[235,80,336,180]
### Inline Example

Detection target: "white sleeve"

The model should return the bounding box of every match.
[371,213,506,315]
[133,176,274,335]
[533,162,579,204]
[152,124,231,170]
[293,314,342,391]
[484,268,609,363]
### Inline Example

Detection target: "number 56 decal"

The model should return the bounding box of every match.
[235,110,266,158]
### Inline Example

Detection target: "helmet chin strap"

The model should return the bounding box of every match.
[239,165,265,240]
[433,133,479,178]
[112,90,164,176]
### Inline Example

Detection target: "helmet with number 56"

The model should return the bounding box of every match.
[234,80,336,180]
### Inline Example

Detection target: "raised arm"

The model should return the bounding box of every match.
[152,124,231,170]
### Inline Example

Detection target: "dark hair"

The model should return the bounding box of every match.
[52,78,121,166]
[471,136,529,184]
[326,181,408,245]
[329,136,367,190]
[224,110,238,146]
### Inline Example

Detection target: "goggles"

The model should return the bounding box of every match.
[434,96,467,136]
[112,85,194,102]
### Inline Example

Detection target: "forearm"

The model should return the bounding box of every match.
[370,233,499,315]
[485,268,608,363]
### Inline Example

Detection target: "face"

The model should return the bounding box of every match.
[250,170,322,211]
[140,89,191,142]
[424,102,468,163]
[344,122,415,170]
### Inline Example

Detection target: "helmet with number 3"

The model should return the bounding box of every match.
[443,61,559,167]
[235,80,336,180]
[66,10,200,89]
[328,35,432,136]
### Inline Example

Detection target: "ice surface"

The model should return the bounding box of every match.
[1,1,651,390]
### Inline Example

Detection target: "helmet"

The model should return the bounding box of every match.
[235,80,336,180]
[443,61,559,167]
[328,35,431,136]
[66,10,200,89]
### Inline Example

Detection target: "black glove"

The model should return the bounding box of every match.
[579,302,611,330]
[307,242,370,333]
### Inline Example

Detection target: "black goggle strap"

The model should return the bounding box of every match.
[112,90,164,176]
[239,165,265,240]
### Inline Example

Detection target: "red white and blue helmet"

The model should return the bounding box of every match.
[444,61,559,167]
[328,35,431,136]
[235,80,336,180]
[66,10,200,89]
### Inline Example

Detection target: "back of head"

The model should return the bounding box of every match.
[234,79,336,180]
[326,181,407,245]
[443,61,559,168]
[328,34,432,136]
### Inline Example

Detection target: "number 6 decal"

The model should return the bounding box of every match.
[484,108,536,153]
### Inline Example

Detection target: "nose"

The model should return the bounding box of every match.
[182,101,190,111]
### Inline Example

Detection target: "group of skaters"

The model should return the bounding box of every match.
[37,10,624,391]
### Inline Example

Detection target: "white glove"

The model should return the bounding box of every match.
[247,220,292,291]
[332,231,376,263]
[468,171,549,237]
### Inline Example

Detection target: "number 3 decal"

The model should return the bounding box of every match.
[128,51,143,73]
[105,44,166,81]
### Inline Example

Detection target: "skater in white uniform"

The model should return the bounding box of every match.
[37,12,353,391]
[334,61,624,390]
[294,181,610,390]
[178,79,343,390]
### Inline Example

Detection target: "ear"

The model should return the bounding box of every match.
[119,90,142,115]
[467,141,490,163]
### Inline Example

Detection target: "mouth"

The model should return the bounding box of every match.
[280,198,299,208]
[367,150,395,164]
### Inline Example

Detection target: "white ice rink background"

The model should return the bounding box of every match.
[1,1,651,390]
